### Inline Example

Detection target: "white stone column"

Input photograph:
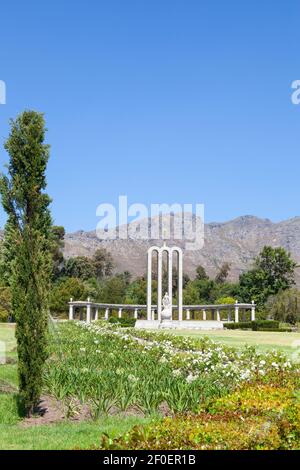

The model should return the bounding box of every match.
[118,308,122,319]
[105,308,109,320]
[177,249,183,322]
[147,249,153,321]
[251,300,256,321]
[202,309,206,321]
[168,250,173,302]
[86,298,91,323]
[228,309,231,322]
[151,309,155,321]
[234,301,239,323]
[157,250,163,322]
[186,309,190,320]
[69,298,74,320]
[216,308,220,322]
[134,308,138,319]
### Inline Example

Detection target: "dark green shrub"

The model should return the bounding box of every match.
[224,320,280,331]
[108,317,136,327]
[224,322,252,330]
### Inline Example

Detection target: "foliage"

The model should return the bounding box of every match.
[215,296,236,305]
[98,274,129,303]
[92,248,114,280]
[239,246,297,307]
[108,317,136,327]
[0,286,11,322]
[215,262,230,284]
[64,256,96,281]
[224,320,280,331]
[50,277,88,316]
[100,379,300,450]
[124,277,147,304]
[50,225,65,280]
[195,265,209,281]
[265,288,300,325]
[0,111,52,415]
[183,279,215,304]
[44,322,296,419]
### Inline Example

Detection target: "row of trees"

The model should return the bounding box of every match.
[45,241,299,322]
[1,230,299,323]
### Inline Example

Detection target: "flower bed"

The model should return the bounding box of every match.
[44,321,298,418]
[99,381,300,450]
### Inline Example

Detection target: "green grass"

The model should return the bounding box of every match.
[0,394,147,450]
[171,329,300,358]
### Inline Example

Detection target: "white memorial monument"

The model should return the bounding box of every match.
[68,242,255,329]
[145,243,183,328]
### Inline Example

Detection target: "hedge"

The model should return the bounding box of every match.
[224,320,280,331]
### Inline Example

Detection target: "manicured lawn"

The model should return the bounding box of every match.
[0,399,147,450]
[171,329,300,358]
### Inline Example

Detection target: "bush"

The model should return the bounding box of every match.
[224,320,280,331]
[225,322,252,330]
[99,381,300,450]
[108,317,136,327]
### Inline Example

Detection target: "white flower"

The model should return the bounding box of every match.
[186,373,198,383]
[80,347,86,352]
[128,374,139,383]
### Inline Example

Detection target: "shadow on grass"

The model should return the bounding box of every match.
[14,393,26,418]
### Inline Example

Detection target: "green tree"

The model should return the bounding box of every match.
[195,265,209,281]
[50,225,65,280]
[265,288,300,325]
[0,111,52,415]
[239,246,297,307]
[50,277,87,316]
[215,262,230,284]
[64,256,95,280]
[125,277,147,304]
[92,248,114,279]
[183,278,215,304]
[99,274,128,303]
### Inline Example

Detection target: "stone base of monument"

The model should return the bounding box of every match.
[159,320,176,329]
[135,320,224,330]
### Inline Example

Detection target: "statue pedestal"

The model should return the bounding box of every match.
[159,320,175,329]
[159,306,174,329]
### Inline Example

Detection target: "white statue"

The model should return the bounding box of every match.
[161,292,172,325]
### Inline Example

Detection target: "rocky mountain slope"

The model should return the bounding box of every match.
[63,214,300,285]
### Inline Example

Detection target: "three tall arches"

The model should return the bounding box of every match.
[147,245,183,322]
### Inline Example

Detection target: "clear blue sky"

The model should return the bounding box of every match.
[0,0,299,232]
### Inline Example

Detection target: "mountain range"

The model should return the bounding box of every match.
[63,214,300,286]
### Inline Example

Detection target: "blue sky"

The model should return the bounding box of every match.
[0,0,299,232]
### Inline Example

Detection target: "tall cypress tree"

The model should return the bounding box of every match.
[0,111,52,415]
